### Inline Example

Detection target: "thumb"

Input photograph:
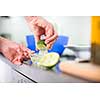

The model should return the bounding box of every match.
[34,35,40,49]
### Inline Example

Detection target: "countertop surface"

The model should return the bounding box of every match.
[0,54,89,83]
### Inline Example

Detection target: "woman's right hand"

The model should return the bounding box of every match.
[25,16,58,49]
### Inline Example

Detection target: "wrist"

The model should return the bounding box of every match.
[25,16,39,23]
[0,37,6,53]
[0,37,3,52]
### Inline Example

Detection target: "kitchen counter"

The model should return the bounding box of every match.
[0,54,89,83]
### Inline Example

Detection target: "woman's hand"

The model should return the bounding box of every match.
[0,37,31,65]
[25,16,58,49]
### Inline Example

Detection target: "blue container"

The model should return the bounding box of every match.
[48,43,65,56]
[54,35,69,45]
[26,35,69,55]
[26,35,36,51]
[49,36,69,55]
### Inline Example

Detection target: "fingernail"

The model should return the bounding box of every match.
[45,40,49,44]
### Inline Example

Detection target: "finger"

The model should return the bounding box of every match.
[23,52,30,59]
[7,47,18,62]
[48,39,56,46]
[19,44,31,54]
[45,25,54,39]
[12,59,22,65]
[12,57,18,63]
[47,44,52,49]
[34,35,41,50]
[16,46,23,55]
[45,31,58,44]
[45,30,53,39]
[12,55,21,63]
[19,44,34,59]
[46,39,56,49]
[25,16,35,22]
[34,35,40,43]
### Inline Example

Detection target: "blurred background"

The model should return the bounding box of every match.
[0,16,91,47]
